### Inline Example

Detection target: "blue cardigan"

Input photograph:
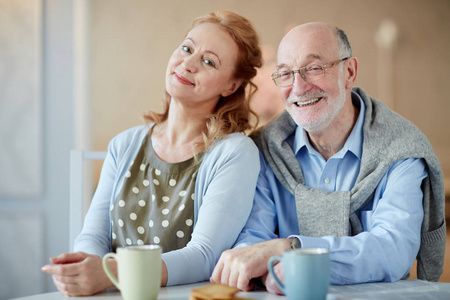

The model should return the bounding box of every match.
[74,124,260,285]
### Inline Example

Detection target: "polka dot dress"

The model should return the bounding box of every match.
[110,131,203,253]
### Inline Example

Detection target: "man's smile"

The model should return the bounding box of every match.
[293,97,323,107]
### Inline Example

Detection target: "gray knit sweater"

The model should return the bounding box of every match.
[256,87,446,281]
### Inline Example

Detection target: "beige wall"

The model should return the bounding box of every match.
[90,0,450,183]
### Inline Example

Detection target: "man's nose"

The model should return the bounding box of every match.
[291,73,312,96]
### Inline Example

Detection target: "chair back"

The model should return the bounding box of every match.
[69,150,106,250]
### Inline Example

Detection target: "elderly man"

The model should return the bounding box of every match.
[210,22,445,293]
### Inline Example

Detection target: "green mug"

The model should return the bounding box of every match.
[103,245,162,300]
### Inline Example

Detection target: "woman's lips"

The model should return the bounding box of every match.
[175,73,194,86]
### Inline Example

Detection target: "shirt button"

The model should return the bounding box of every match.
[324,178,330,184]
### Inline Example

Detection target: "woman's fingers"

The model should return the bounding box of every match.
[50,251,87,264]
[52,275,82,297]
[42,252,111,296]
[42,261,80,276]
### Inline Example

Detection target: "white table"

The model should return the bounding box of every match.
[12,280,450,300]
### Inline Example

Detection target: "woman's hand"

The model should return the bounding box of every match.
[41,251,115,296]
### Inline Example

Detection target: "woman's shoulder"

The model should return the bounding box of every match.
[202,133,259,167]
[110,124,152,145]
[107,124,152,156]
[197,132,260,184]
[211,132,258,153]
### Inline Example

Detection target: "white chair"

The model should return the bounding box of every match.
[69,150,107,251]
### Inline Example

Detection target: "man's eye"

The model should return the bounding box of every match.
[307,65,323,72]
[182,45,192,53]
[279,71,292,78]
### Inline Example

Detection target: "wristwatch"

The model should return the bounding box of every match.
[288,236,301,249]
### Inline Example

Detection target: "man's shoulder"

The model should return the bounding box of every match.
[354,87,428,143]
[355,87,438,176]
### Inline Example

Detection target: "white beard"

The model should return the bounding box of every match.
[286,68,347,133]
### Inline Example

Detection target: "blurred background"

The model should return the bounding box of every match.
[1,0,449,298]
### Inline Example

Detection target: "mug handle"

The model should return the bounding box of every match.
[267,255,286,295]
[102,253,120,289]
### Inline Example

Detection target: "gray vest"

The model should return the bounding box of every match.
[256,87,446,281]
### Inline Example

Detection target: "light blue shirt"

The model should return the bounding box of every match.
[236,94,427,284]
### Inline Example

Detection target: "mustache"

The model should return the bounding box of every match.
[287,90,328,104]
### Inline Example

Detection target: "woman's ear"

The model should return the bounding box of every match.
[221,79,243,97]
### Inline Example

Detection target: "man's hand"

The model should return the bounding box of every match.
[264,262,285,295]
[41,251,115,296]
[210,238,291,291]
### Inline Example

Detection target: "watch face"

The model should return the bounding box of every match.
[290,237,301,249]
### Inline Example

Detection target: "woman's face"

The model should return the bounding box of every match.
[165,22,241,110]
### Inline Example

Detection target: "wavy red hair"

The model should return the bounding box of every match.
[144,10,263,150]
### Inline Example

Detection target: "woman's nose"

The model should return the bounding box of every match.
[182,55,198,73]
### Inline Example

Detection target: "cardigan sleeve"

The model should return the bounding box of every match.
[163,134,260,285]
[74,126,149,256]
[73,138,119,256]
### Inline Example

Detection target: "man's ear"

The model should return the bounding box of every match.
[221,79,243,97]
[344,57,358,89]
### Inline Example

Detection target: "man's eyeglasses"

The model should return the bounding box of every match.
[271,57,350,87]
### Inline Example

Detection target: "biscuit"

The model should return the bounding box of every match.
[190,284,240,300]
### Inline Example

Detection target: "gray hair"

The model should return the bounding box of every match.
[335,27,352,58]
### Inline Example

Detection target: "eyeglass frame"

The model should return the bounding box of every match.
[271,57,350,87]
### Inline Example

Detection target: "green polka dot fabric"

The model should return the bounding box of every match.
[111,132,203,253]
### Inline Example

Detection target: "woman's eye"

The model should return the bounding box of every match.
[203,58,216,68]
[182,45,192,53]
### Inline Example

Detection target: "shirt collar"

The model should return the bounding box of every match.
[292,90,365,160]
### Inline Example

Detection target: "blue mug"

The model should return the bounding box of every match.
[268,248,330,300]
